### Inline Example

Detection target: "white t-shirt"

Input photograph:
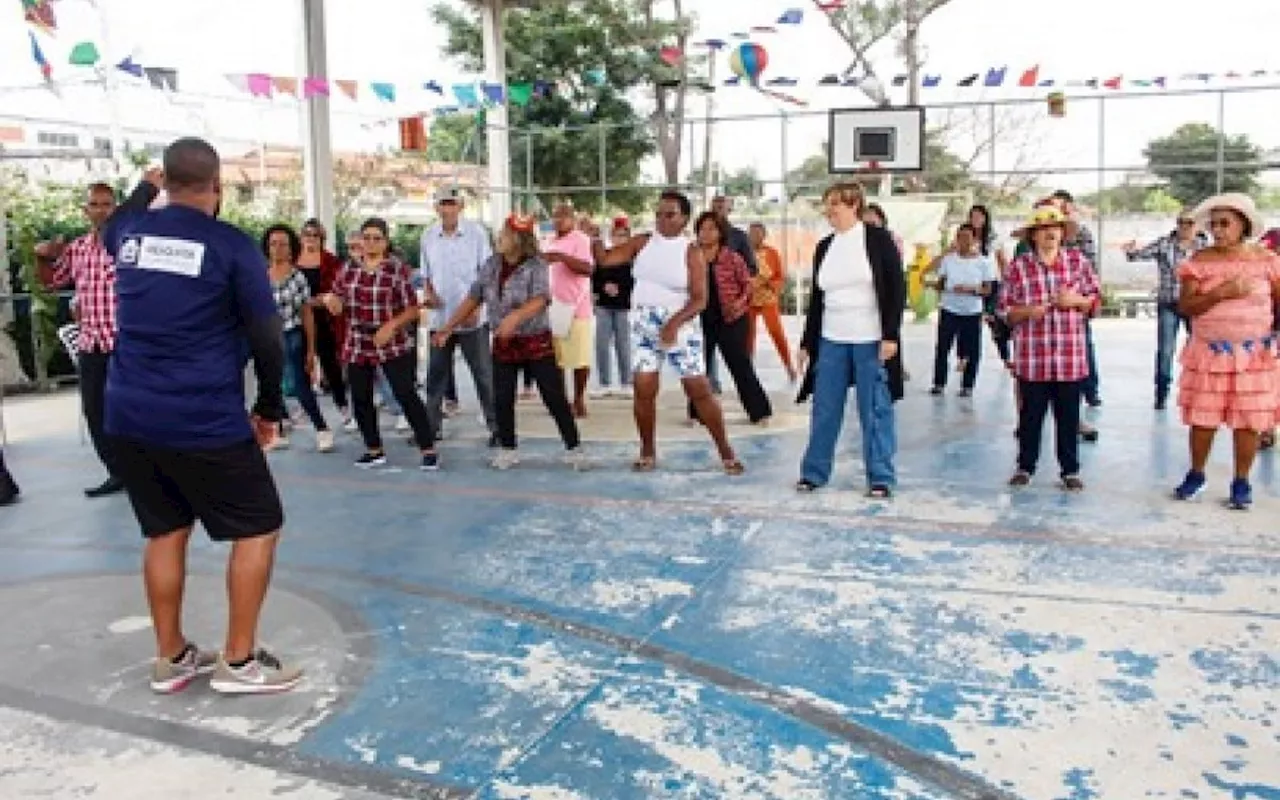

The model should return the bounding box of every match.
[937,253,996,316]
[818,225,882,343]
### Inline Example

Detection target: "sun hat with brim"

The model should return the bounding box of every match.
[1192,193,1264,239]
[1012,205,1068,238]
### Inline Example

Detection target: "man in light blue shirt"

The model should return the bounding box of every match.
[928,223,996,396]
[419,187,497,445]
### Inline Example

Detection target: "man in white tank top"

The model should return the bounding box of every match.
[591,191,744,475]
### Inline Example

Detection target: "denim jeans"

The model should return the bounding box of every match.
[1155,303,1190,396]
[283,327,328,431]
[1081,321,1100,401]
[800,339,897,488]
[377,369,402,416]
[426,326,496,437]
[594,307,632,387]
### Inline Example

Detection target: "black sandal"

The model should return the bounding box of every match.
[795,479,819,493]
[866,485,893,499]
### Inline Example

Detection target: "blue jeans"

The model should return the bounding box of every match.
[283,327,328,431]
[1155,303,1189,396]
[800,339,897,488]
[594,307,632,387]
[378,369,402,416]
[1081,321,1100,401]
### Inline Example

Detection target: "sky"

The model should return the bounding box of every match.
[2,0,1278,197]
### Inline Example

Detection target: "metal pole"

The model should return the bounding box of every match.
[480,0,512,226]
[598,122,608,213]
[300,0,335,232]
[987,102,996,188]
[780,110,796,316]
[702,57,718,207]
[1215,89,1226,193]
[525,133,533,214]
[1096,96,1105,279]
[96,0,126,170]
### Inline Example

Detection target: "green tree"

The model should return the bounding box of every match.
[432,0,670,213]
[1143,123,1264,205]
[685,163,764,199]
[426,112,486,165]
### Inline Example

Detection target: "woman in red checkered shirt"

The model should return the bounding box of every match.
[320,218,440,471]
[687,211,772,426]
[998,206,1101,492]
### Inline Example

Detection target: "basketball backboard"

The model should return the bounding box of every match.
[827,106,926,173]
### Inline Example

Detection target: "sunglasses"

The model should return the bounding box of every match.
[1208,218,1236,229]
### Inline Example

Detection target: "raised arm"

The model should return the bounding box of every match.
[592,233,647,268]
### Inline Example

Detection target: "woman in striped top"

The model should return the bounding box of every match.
[262,224,334,453]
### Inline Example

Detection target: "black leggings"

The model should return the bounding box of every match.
[313,313,348,409]
[494,357,580,450]
[689,314,772,423]
[348,353,435,451]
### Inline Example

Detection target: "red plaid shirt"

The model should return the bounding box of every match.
[998,248,1100,382]
[332,257,418,365]
[51,233,116,352]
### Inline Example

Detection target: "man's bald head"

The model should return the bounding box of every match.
[163,137,220,192]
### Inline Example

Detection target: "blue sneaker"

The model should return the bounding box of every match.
[420,452,440,472]
[1173,470,1206,500]
[1228,478,1252,510]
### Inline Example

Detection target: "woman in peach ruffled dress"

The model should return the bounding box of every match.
[1172,193,1280,510]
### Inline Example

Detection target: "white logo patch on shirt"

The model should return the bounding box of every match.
[117,237,140,265]
[135,236,206,278]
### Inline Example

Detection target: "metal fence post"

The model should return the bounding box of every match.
[780,110,797,316]
[525,133,533,213]
[1215,89,1226,193]
[598,122,608,213]
[1096,95,1106,280]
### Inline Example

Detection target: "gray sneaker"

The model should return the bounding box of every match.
[150,642,217,694]
[209,648,303,695]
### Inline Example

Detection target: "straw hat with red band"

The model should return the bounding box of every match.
[611,214,630,232]
[505,213,536,234]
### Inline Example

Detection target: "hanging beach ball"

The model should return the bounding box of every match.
[729,42,768,84]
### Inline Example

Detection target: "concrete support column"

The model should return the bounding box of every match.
[300,0,335,234]
[481,0,512,226]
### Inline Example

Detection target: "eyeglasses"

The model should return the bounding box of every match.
[301,230,322,238]
[1208,218,1235,229]
[361,234,387,242]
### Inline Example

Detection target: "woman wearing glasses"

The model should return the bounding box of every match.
[1171,194,1280,510]
[591,190,743,474]
[319,218,439,470]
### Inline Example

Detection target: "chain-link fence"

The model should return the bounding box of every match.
[5,85,1279,392]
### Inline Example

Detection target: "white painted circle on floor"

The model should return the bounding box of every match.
[107,616,152,634]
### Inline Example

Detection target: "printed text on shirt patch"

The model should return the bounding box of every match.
[132,236,206,278]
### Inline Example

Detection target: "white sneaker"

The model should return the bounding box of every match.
[490,449,520,470]
[265,434,290,451]
[343,417,357,433]
[210,648,303,695]
[589,387,610,399]
[564,447,589,471]
[316,430,335,452]
[617,385,634,398]
[394,415,409,432]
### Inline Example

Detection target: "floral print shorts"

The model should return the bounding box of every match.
[630,305,704,378]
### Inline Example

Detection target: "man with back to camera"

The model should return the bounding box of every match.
[102,137,302,695]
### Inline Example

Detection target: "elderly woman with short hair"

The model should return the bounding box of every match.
[796,182,906,498]
[435,214,584,470]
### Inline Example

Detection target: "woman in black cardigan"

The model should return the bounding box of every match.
[796,182,906,498]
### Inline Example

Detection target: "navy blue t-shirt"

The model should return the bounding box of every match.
[102,204,277,449]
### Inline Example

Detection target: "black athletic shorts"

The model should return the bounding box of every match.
[109,437,284,541]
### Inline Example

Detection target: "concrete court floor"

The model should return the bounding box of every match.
[0,317,1275,800]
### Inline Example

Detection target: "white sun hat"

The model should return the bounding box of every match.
[1192,192,1265,239]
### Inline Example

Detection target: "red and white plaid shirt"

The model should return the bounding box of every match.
[51,233,116,352]
[332,257,418,365]
[998,248,1100,383]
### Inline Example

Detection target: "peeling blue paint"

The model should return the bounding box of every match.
[1204,772,1280,799]
[1003,630,1086,657]
[1062,767,1099,799]
[1099,679,1156,703]
[1226,734,1249,747]
[1102,649,1159,678]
